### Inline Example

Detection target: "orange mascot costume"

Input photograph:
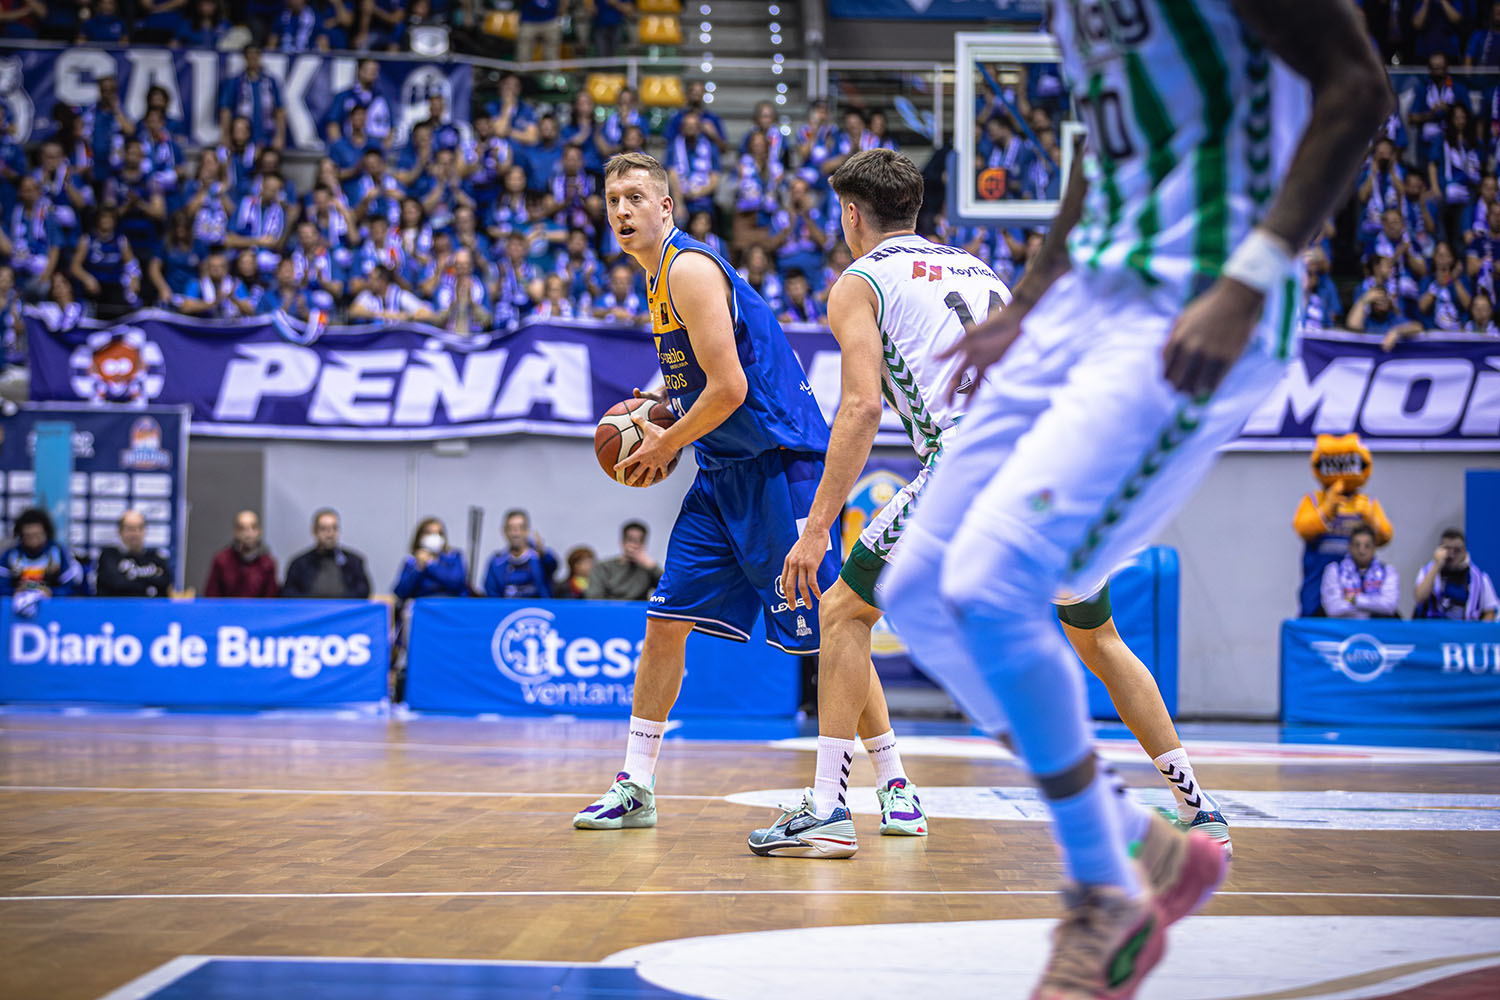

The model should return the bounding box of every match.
[1294,433,1393,615]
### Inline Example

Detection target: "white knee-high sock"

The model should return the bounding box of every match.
[621,715,667,784]
[862,730,907,788]
[812,735,859,816]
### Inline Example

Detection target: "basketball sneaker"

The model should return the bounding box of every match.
[747,788,858,858]
[572,773,656,830]
[876,778,929,836]
[1134,812,1229,927]
[1031,885,1166,1000]
[1156,796,1233,859]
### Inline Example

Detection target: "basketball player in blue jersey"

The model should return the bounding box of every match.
[574,152,914,837]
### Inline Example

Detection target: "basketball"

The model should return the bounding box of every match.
[595,396,680,486]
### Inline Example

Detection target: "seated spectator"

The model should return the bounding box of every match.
[106,138,169,261]
[70,206,139,321]
[483,509,558,598]
[431,247,492,333]
[779,268,823,324]
[178,252,240,318]
[588,261,646,324]
[0,508,83,598]
[137,108,187,196]
[1320,525,1400,619]
[352,148,404,228]
[666,111,722,222]
[176,151,234,254]
[665,80,728,151]
[225,172,290,276]
[395,197,435,274]
[488,164,536,242]
[393,516,469,599]
[557,545,595,599]
[544,146,602,238]
[1362,208,1428,281]
[136,0,191,44]
[734,130,784,253]
[396,121,436,191]
[258,255,311,319]
[78,0,129,44]
[1358,138,1405,242]
[1429,105,1481,243]
[555,226,603,303]
[203,510,279,597]
[6,175,61,298]
[1419,240,1472,331]
[686,209,727,259]
[289,220,346,312]
[0,265,23,402]
[600,86,645,159]
[586,520,661,601]
[1415,529,1500,621]
[489,73,539,147]
[1403,172,1438,258]
[282,508,371,599]
[1463,174,1498,244]
[36,272,91,331]
[1301,248,1343,330]
[1349,255,1421,336]
[770,175,831,286]
[93,510,171,598]
[738,245,784,314]
[563,91,607,175]
[179,0,230,47]
[1410,53,1468,164]
[269,0,327,51]
[350,265,435,323]
[326,59,393,149]
[349,216,406,296]
[534,272,577,319]
[818,242,854,305]
[494,232,541,325]
[420,148,472,235]
[868,110,899,153]
[218,45,285,151]
[1467,290,1499,332]
[522,115,566,193]
[229,249,266,316]
[36,140,91,246]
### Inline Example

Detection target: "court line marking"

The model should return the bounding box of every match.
[0,785,720,800]
[4,890,1497,902]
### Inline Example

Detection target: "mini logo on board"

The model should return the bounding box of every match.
[1311,633,1415,684]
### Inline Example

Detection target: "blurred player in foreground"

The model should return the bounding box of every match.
[879,2,1391,995]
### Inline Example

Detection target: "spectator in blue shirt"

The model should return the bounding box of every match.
[148,212,205,308]
[666,111,721,220]
[0,508,84,599]
[522,115,566,193]
[218,46,286,151]
[6,175,61,297]
[1468,5,1500,66]
[1410,53,1469,164]
[1467,200,1500,298]
[592,0,631,58]
[1418,240,1472,330]
[179,0,230,47]
[1429,104,1482,243]
[516,0,564,63]
[325,59,394,149]
[770,175,831,288]
[1411,0,1472,61]
[269,0,327,51]
[69,205,139,320]
[1467,289,1498,331]
[779,268,824,325]
[665,81,728,151]
[562,91,608,174]
[1300,247,1343,330]
[737,244,783,315]
[394,517,470,600]
[289,219,347,311]
[600,86,644,158]
[489,73,539,147]
[88,75,136,181]
[78,0,129,42]
[484,509,558,599]
[358,0,406,50]
[258,255,312,319]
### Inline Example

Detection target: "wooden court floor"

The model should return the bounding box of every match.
[1,712,1497,1000]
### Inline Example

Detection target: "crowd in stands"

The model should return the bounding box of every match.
[0,504,663,603]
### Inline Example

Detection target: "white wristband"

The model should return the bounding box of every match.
[1221,228,1295,296]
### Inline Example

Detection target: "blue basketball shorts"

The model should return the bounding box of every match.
[648,449,840,654]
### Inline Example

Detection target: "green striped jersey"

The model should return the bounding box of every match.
[1052,0,1312,298]
[845,234,1012,462]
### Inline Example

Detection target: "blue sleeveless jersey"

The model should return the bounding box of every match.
[647,227,829,469]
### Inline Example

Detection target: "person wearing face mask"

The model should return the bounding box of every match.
[393,517,469,600]
[203,509,279,598]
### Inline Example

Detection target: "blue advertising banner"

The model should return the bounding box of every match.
[829,0,1044,20]
[1236,332,1500,452]
[0,45,470,152]
[405,599,799,717]
[0,404,189,589]
[0,598,390,706]
[26,312,1500,452]
[1281,619,1500,728]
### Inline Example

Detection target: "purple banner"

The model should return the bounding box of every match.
[1236,332,1500,452]
[23,310,882,443]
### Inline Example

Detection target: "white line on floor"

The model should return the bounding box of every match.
[2,890,1496,902]
[0,785,719,800]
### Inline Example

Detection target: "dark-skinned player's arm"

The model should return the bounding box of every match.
[780,274,886,611]
[1162,0,1394,398]
[940,137,1088,401]
[616,251,749,485]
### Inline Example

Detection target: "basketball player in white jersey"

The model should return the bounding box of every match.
[748,148,1231,864]
[879,1,1392,995]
